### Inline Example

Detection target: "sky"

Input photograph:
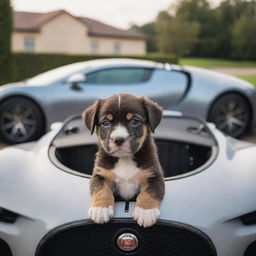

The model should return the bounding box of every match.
[12,0,220,30]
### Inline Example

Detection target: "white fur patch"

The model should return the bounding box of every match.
[118,93,121,110]
[133,207,160,228]
[110,124,129,139]
[112,157,140,200]
[88,206,114,224]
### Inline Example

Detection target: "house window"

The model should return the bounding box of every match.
[113,42,121,54]
[24,37,35,52]
[90,41,99,53]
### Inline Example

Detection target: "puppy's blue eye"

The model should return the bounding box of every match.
[130,118,141,127]
[101,120,111,128]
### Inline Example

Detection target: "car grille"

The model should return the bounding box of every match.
[36,219,216,256]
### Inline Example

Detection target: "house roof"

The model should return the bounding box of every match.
[14,10,146,40]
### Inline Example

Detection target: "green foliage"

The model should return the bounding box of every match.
[238,75,256,87]
[132,0,256,60]
[0,0,13,83]
[0,53,178,85]
[180,57,256,68]
[175,0,220,57]
[232,15,256,59]
[155,11,200,57]
[131,23,158,52]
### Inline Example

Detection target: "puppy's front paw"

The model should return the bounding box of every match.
[88,206,114,224]
[133,207,160,228]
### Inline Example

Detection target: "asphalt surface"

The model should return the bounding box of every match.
[211,67,256,76]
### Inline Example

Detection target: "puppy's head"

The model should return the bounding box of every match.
[82,93,163,157]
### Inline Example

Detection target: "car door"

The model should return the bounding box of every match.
[79,67,188,109]
[46,66,189,124]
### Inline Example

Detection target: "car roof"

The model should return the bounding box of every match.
[77,58,165,70]
[26,58,166,86]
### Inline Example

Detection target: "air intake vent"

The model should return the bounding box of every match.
[36,219,216,256]
[0,208,18,223]
[240,211,256,225]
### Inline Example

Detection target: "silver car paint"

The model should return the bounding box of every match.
[0,118,256,256]
[0,59,255,131]
[176,66,256,128]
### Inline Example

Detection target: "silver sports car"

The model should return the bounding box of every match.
[0,58,256,143]
[0,111,256,256]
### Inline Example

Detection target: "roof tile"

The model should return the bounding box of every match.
[14,10,146,39]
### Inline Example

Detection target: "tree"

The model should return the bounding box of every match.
[214,0,256,58]
[175,0,220,57]
[155,11,200,57]
[130,22,158,52]
[0,0,13,84]
[232,15,256,59]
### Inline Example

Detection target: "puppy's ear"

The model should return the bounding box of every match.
[141,96,163,133]
[82,99,101,134]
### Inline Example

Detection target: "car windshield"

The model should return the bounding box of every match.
[26,62,89,86]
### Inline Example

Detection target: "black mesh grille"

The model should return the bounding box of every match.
[36,220,216,256]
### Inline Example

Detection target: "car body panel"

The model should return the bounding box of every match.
[176,66,256,127]
[0,114,256,256]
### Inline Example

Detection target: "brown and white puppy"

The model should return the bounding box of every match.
[82,93,165,228]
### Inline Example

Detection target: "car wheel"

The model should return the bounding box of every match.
[208,93,251,138]
[0,97,45,144]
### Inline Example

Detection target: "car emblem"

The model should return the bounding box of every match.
[117,233,138,251]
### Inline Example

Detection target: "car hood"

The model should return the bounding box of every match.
[0,81,27,89]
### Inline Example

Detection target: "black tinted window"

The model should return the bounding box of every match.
[85,68,153,84]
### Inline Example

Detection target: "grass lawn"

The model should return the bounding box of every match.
[179,57,256,68]
[237,75,256,87]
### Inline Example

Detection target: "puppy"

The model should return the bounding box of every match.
[82,93,165,228]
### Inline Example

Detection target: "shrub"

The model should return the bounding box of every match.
[0,53,178,85]
[0,0,13,84]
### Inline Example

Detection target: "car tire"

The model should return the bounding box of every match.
[208,93,251,138]
[0,97,45,144]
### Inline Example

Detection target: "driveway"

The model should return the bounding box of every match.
[210,67,256,76]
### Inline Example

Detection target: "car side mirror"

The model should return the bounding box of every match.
[68,73,86,90]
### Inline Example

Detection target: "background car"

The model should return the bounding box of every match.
[0,58,255,143]
[0,112,255,256]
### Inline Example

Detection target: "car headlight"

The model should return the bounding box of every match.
[0,208,18,223]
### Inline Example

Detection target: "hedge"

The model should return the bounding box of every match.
[0,53,178,85]
[0,0,13,85]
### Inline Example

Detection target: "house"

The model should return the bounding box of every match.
[12,10,147,55]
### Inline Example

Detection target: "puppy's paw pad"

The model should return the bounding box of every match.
[88,206,114,224]
[133,207,160,228]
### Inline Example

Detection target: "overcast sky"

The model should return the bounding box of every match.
[12,0,220,29]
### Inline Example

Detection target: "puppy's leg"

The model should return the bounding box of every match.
[133,174,164,228]
[88,168,116,224]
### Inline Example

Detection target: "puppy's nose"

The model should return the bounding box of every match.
[114,137,125,146]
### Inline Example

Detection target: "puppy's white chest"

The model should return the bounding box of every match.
[112,157,140,200]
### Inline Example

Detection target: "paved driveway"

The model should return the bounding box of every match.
[210,67,256,76]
